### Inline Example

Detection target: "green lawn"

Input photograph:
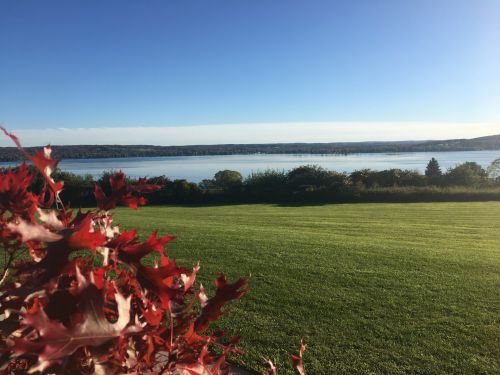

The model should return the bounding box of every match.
[115,202,500,374]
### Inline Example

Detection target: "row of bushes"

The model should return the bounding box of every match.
[11,158,497,206]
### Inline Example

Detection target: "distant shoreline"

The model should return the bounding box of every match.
[0,134,499,162]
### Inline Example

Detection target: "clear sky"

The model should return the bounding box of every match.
[0,1,499,145]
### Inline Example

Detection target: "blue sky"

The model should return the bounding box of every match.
[0,1,499,145]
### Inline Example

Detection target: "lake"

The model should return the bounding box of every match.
[1,150,499,182]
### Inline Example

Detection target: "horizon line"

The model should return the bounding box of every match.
[0,122,499,147]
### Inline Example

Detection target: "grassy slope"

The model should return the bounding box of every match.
[115,202,500,374]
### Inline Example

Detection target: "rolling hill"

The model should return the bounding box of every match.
[0,134,499,162]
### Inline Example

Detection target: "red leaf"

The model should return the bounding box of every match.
[130,177,162,194]
[137,260,187,310]
[183,323,209,345]
[91,268,106,290]
[94,171,160,210]
[181,262,200,292]
[195,273,248,332]
[1,127,64,196]
[142,303,164,327]
[37,208,64,230]
[176,363,212,375]
[290,339,306,375]
[26,240,47,262]
[12,285,140,373]
[13,216,106,283]
[65,215,107,251]
[262,359,277,375]
[176,341,216,375]
[0,164,38,218]
[119,230,175,262]
[7,219,63,243]
[107,229,138,248]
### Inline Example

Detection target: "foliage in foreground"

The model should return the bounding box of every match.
[0,128,305,374]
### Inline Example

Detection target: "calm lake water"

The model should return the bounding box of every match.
[1,150,499,182]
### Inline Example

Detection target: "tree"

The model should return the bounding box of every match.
[213,170,243,191]
[372,169,402,187]
[425,158,442,178]
[145,175,173,204]
[399,169,426,187]
[244,170,288,201]
[171,179,202,202]
[199,178,216,191]
[350,169,372,188]
[287,165,332,191]
[445,162,488,187]
[425,158,442,185]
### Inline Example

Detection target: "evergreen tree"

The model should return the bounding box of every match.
[425,158,442,178]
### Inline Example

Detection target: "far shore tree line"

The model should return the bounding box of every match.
[0,134,499,161]
[5,158,500,205]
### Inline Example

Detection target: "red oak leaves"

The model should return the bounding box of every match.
[0,164,38,219]
[195,273,248,332]
[94,171,160,210]
[1,127,63,200]
[0,129,304,375]
[0,130,254,374]
[12,285,138,373]
[64,214,107,252]
[112,229,175,263]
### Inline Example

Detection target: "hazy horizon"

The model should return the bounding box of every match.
[0,122,498,147]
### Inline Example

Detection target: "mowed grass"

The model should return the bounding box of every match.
[115,202,500,374]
